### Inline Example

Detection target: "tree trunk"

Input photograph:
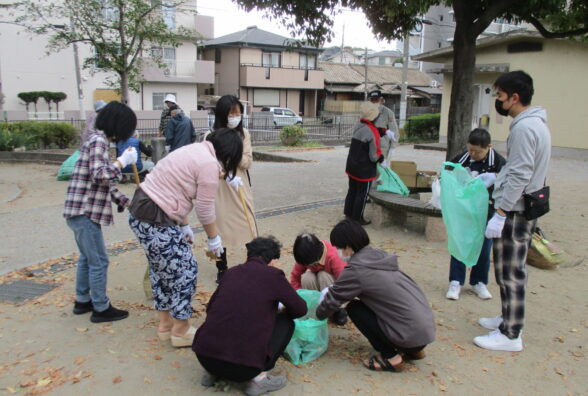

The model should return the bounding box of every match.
[446,21,477,160]
[120,72,129,105]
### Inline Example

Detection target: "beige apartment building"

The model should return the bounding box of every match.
[0,1,214,119]
[415,30,588,152]
[202,26,324,116]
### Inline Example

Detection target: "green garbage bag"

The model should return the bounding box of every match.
[57,151,80,181]
[284,289,329,365]
[375,164,409,196]
[440,162,489,267]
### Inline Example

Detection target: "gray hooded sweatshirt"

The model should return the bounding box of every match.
[493,106,551,212]
[316,246,435,348]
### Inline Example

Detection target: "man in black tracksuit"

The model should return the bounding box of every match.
[344,102,384,225]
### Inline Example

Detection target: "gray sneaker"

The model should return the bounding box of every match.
[244,375,287,396]
[201,370,216,387]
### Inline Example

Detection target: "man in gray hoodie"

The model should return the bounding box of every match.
[474,70,551,352]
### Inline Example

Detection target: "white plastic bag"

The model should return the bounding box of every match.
[429,178,442,209]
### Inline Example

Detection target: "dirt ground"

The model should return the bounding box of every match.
[0,149,587,396]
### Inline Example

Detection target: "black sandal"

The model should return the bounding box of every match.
[363,355,404,372]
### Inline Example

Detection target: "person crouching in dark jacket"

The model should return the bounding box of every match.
[165,105,196,152]
[317,220,435,373]
[193,236,307,395]
[344,101,384,225]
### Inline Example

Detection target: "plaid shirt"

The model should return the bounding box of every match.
[63,132,129,226]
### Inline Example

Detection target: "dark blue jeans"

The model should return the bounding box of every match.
[449,237,492,285]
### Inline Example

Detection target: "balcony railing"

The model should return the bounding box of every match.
[141,58,214,84]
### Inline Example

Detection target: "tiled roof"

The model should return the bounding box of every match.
[321,62,436,86]
[204,26,319,51]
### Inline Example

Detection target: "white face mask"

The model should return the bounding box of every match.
[337,249,350,262]
[227,116,242,129]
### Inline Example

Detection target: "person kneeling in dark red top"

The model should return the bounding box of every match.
[193,236,307,396]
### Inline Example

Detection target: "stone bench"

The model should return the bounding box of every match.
[368,189,447,242]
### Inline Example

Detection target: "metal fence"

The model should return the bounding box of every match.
[4,115,360,146]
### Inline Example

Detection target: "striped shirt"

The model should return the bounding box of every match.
[63,132,129,226]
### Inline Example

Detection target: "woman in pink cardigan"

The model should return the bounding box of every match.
[128,128,243,347]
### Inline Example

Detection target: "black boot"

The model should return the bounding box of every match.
[332,308,349,326]
[216,249,228,284]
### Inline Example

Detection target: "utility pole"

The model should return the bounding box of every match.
[70,16,85,120]
[364,47,368,100]
[400,34,409,129]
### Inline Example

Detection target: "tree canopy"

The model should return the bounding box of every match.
[13,0,199,103]
[235,0,587,158]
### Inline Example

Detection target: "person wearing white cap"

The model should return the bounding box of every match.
[158,94,182,136]
[80,100,107,148]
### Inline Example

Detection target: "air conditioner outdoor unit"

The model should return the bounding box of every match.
[430,80,438,88]
[163,68,171,76]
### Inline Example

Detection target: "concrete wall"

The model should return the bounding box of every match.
[240,48,260,64]
[437,39,588,150]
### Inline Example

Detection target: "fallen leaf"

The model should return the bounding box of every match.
[154,355,163,360]
[144,377,152,384]
[112,376,122,384]
[75,328,88,333]
[170,361,180,369]
[439,384,447,392]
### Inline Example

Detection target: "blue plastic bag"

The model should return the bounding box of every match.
[440,162,489,267]
[284,289,329,365]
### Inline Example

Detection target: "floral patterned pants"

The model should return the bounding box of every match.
[129,215,197,320]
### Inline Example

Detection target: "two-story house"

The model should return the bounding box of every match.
[202,26,324,116]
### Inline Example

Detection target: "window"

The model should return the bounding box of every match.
[152,92,176,110]
[162,2,175,30]
[378,57,386,65]
[439,15,444,22]
[253,89,280,106]
[151,47,176,75]
[100,0,119,22]
[215,48,221,63]
[299,54,316,69]
[283,109,295,116]
[262,51,281,68]
[273,109,283,115]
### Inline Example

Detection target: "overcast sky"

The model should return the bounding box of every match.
[196,0,400,51]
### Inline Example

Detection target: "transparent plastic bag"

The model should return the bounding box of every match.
[376,164,409,196]
[57,150,80,181]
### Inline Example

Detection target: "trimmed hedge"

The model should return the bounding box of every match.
[404,113,440,140]
[0,121,78,151]
[280,125,306,146]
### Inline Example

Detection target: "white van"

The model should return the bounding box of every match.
[260,107,303,127]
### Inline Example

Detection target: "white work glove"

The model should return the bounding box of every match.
[485,213,506,238]
[476,172,497,188]
[227,175,243,191]
[180,225,194,244]
[385,129,398,142]
[165,145,171,153]
[207,235,224,257]
[380,161,389,169]
[277,302,285,312]
[117,147,137,168]
[319,286,330,304]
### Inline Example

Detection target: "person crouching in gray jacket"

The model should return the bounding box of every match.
[316,219,435,372]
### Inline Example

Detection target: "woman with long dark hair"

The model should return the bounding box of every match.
[128,128,243,347]
[211,95,258,282]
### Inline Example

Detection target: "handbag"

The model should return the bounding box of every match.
[526,227,565,270]
[523,185,550,220]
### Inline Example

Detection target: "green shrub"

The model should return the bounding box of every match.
[404,113,440,140]
[280,125,306,146]
[0,121,78,151]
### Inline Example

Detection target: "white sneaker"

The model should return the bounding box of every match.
[473,283,492,300]
[478,315,503,330]
[473,329,523,352]
[446,281,461,300]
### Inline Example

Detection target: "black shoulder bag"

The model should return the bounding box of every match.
[523,185,550,220]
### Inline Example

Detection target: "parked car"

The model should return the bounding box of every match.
[260,107,303,127]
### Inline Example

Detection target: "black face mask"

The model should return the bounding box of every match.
[494,98,510,117]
